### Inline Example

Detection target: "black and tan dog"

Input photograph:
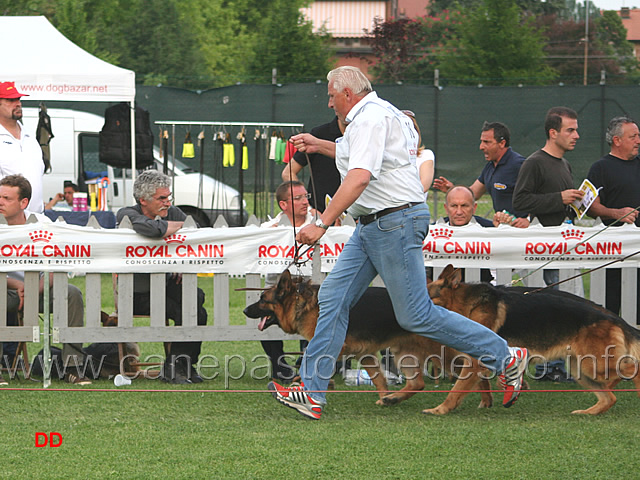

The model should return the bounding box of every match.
[244,270,493,409]
[427,264,640,415]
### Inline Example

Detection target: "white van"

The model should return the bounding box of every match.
[21,107,247,227]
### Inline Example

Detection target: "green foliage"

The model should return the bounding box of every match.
[437,0,556,85]
[246,0,333,83]
[2,0,332,89]
[369,14,459,84]
[595,10,639,82]
[429,0,569,16]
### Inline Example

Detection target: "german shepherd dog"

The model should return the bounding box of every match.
[243,270,493,409]
[427,264,640,415]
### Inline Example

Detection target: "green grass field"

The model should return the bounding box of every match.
[3,366,639,479]
[1,275,637,479]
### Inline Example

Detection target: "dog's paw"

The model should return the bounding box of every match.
[421,407,448,415]
[379,395,401,406]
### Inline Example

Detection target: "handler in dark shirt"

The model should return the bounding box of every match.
[587,116,640,324]
[281,116,345,213]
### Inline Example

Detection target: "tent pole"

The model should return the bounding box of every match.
[129,101,136,204]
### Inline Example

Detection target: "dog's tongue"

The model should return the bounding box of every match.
[258,316,268,331]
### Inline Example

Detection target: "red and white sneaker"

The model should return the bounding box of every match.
[498,347,529,408]
[268,380,324,420]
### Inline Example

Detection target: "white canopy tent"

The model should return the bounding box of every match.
[0,15,137,176]
[0,16,135,101]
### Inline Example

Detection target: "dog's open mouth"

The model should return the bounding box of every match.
[258,315,278,331]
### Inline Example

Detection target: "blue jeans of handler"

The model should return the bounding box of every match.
[299,203,511,403]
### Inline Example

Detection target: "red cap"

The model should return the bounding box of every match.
[0,82,28,99]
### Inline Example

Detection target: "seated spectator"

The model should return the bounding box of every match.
[45,180,77,210]
[115,170,208,384]
[444,185,515,228]
[0,174,91,385]
[441,185,515,283]
[260,181,314,382]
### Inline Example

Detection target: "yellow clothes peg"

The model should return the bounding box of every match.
[242,144,249,170]
[182,131,195,158]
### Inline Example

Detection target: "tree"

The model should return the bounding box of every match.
[53,0,119,64]
[595,10,639,82]
[437,0,556,85]
[246,0,333,83]
[175,0,256,88]
[535,10,638,84]
[429,0,568,16]
[368,18,427,84]
[368,13,460,84]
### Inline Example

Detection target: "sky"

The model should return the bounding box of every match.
[591,0,639,10]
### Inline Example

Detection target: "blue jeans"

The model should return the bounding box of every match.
[299,203,511,403]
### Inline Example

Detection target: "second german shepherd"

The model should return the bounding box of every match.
[244,270,493,409]
[427,265,640,415]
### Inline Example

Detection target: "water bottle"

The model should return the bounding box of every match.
[343,369,373,386]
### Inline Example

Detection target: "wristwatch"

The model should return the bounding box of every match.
[315,218,330,230]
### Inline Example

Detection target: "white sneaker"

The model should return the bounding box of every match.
[498,347,528,408]
[268,380,324,420]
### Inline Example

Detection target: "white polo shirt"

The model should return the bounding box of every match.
[335,92,424,218]
[0,121,45,213]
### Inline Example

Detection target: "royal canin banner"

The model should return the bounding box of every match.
[0,221,637,274]
[424,220,640,268]
[0,223,354,274]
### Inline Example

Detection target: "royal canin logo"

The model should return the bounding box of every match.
[0,229,91,258]
[257,243,345,259]
[430,228,453,239]
[561,228,585,241]
[29,230,53,243]
[525,229,620,256]
[164,234,186,244]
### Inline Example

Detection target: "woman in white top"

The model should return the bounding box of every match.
[403,110,434,201]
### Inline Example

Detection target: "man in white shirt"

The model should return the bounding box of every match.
[267,66,528,420]
[0,82,45,213]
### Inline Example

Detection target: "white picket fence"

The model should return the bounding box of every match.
[0,215,637,385]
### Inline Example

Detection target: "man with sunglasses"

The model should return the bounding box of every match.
[261,181,315,228]
[260,181,315,382]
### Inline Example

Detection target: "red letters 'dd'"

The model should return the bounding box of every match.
[35,432,63,447]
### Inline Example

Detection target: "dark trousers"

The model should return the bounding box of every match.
[261,340,308,381]
[605,268,640,325]
[133,276,207,366]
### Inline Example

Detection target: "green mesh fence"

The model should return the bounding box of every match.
[30,83,639,217]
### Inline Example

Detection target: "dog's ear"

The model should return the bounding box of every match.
[276,270,294,298]
[450,268,462,289]
[440,264,455,282]
[439,264,462,289]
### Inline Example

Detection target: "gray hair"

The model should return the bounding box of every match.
[327,66,372,96]
[606,116,636,145]
[133,170,171,204]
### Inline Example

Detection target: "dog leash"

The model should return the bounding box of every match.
[509,205,640,291]
[523,248,640,295]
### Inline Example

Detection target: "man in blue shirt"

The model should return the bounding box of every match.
[434,121,529,227]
